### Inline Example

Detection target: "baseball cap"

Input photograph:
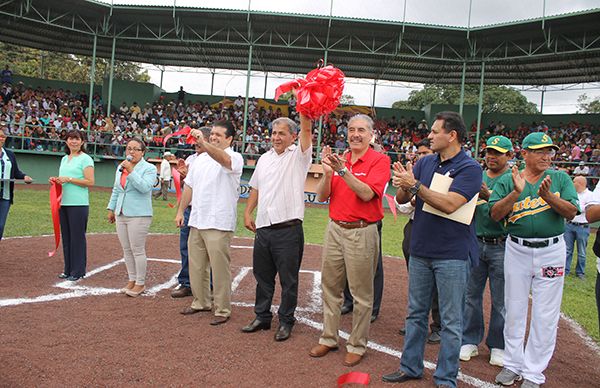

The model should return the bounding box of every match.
[522,132,559,150]
[485,135,513,153]
[163,151,173,157]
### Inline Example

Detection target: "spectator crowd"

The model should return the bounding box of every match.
[1,69,599,179]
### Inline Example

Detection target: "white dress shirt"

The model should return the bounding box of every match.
[184,147,243,231]
[249,144,312,229]
[587,184,600,272]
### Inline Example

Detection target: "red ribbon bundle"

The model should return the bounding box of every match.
[162,126,196,146]
[167,166,182,208]
[275,62,345,120]
[337,371,370,387]
[48,181,62,257]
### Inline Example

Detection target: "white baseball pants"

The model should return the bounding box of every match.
[503,235,565,385]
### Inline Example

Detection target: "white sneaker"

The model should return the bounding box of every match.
[459,344,478,361]
[489,348,504,367]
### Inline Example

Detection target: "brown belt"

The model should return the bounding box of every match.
[331,219,375,229]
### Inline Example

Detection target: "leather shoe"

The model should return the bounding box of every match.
[382,370,421,383]
[341,304,353,315]
[171,285,192,298]
[180,306,211,315]
[241,318,271,333]
[274,325,292,341]
[57,273,69,279]
[210,316,230,326]
[343,352,363,367]
[309,344,338,357]
[370,314,378,323]
[398,327,406,336]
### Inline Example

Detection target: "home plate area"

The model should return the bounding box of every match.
[0,234,598,387]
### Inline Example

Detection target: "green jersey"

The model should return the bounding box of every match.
[476,170,510,238]
[488,169,579,238]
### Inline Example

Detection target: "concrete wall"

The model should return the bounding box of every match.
[13,75,101,95]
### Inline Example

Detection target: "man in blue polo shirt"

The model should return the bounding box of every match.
[383,111,482,388]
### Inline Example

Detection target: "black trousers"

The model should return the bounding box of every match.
[343,220,384,316]
[59,206,89,278]
[596,271,600,334]
[253,223,304,326]
[402,219,441,332]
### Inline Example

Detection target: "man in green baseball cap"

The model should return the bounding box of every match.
[489,131,578,387]
[461,135,513,367]
[521,132,559,151]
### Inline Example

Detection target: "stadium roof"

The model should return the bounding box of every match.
[0,0,599,85]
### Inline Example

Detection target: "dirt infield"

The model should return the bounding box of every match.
[1,234,599,387]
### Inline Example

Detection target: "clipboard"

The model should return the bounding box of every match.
[422,172,478,225]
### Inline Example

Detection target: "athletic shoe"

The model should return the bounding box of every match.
[521,379,540,388]
[495,368,522,386]
[489,348,504,367]
[427,330,441,344]
[459,344,478,361]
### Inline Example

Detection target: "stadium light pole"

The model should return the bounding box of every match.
[87,34,97,133]
[475,61,485,156]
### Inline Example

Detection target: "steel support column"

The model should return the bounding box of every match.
[540,88,545,114]
[242,44,253,155]
[475,62,485,157]
[263,72,268,99]
[317,0,334,161]
[106,36,116,117]
[210,71,215,96]
[87,34,97,132]
[159,68,164,89]
[372,80,377,113]
[459,62,466,115]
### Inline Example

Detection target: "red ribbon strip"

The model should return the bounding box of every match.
[162,125,195,146]
[275,62,345,120]
[337,371,370,387]
[48,181,62,257]
[384,193,397,221]
[168,166,182,208]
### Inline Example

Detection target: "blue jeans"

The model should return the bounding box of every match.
[564,222,589,276]
[462,240,505,350]
[0,199,11,240]
[177,206,191,287]
[400,256,469,388]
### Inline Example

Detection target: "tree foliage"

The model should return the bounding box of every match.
[576,93,600,114]
[339,94,355,105]
[392,84,539,114]
[0,42,150,84]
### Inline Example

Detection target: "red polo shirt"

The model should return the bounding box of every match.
[329,147,390,223]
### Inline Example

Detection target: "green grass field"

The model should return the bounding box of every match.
[4,188,598,342]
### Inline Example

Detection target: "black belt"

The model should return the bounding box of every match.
[264,219,302,230]
[510,235,560,249]
[567,221,589,227]
[477,236,505,245]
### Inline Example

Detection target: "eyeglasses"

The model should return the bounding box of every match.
[530,149,556,157]
[126,147,143,152]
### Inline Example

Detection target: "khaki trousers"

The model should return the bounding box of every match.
[188,228,233,317]
[319,221,379,355]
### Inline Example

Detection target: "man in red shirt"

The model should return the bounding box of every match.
[309,114,390,367]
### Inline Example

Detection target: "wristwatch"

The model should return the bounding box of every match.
[337,167,348,177]
[408,180,422,197]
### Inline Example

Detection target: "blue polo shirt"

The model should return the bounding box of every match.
[410,151,482,261]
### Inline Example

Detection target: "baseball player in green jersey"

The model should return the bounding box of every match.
[489,132,579,388]
[460,136,512,367]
